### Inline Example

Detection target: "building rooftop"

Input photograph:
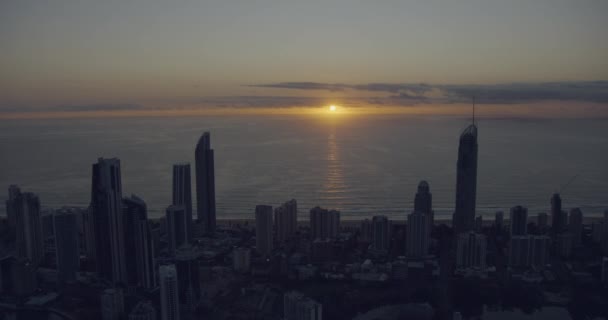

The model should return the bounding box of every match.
[460,124,478,139]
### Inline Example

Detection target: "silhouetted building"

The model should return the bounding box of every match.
[166,205,188,255]
[597,211,608,254]
[159,264,180,320]
[569,208,583,246]
[101,288,125,320]
[275,199,297,243]
[414,180,434,233]
[555,233,574,258]
[123,195,157,290]
[53,211,79,285]
[195,132,216,234]
[310,207,340,240]
[233,247,251,273]
[531,236,551,268]
[172,163,193,241]
[129,301,157,320]
[10,188,44,266]
[602,257,608,284]
[90,158,127,284]
[255,205,274,256]
[510,205,528,236]
[551,193,566,234]
[456,232,486,269]
[509,236,551,268]
[509,236,530,267]
[0,256,37,297]
[452,124,478,234]
[174,251,202,312]
[311,238,334,263]
[5,185,20,231]
[537,212,548,232]
[82,208,96,262]
[407,211,429,258]
[371,215,390,253]
[495,211,504,230]
[475,215,483,232]
[359,218,372,242]
[284,291,323,320]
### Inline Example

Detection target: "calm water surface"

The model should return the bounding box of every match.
[0,115,606,220]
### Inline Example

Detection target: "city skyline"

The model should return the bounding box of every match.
[1,2,607,318]
[2,118,607,319]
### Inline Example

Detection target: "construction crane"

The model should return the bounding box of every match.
[558,173,579,194]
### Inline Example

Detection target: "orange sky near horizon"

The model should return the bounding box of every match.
[1,101,606,120]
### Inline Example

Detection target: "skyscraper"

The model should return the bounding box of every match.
[602,257,608,284]
[123,195,156,290]
[569,208,583,246]
[172,163,193,241]
[414,181,432,213]
[406,211,429,258]
[456,232,486,269]
[159,264,180,320]
[551,193,565,234]
[174,251,202,312]
[275,199,297,243]
[5,185,20,231]
[495,211,504,230]
[537,212,549,232]
[452,123,478,234]
[53,210,79,285]
[414,180,434,235]
[195,132,216,234]
[475,216,483,232]
[530,236,551,268]
[255,205,274,256]
[10,188,44,266]
[82,208,97,263]
[508,236,531,267]
[166,205,188,255]
[371,215,390,253]
[309,207,340,240]
[359,218,372,242]
[284,291,323,320]
[90,158,127,284]
[510,205,528,236]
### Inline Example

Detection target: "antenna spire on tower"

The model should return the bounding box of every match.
[472,96,476,125]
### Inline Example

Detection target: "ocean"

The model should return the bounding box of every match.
[1,114,607,220]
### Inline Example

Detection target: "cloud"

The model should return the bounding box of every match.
[0,104,145,113]
[249,81,608,105]
[53,104,145,112]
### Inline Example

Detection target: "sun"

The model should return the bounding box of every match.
[329,105,337,112]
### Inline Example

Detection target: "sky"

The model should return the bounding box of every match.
[1,0,607,117]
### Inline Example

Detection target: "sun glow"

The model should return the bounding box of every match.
[329,105,337,112]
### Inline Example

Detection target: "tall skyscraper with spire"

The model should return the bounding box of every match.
[195,132,216,234]
[452,118,478,234]
[172,163,193,241]
[90,157,127,284]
